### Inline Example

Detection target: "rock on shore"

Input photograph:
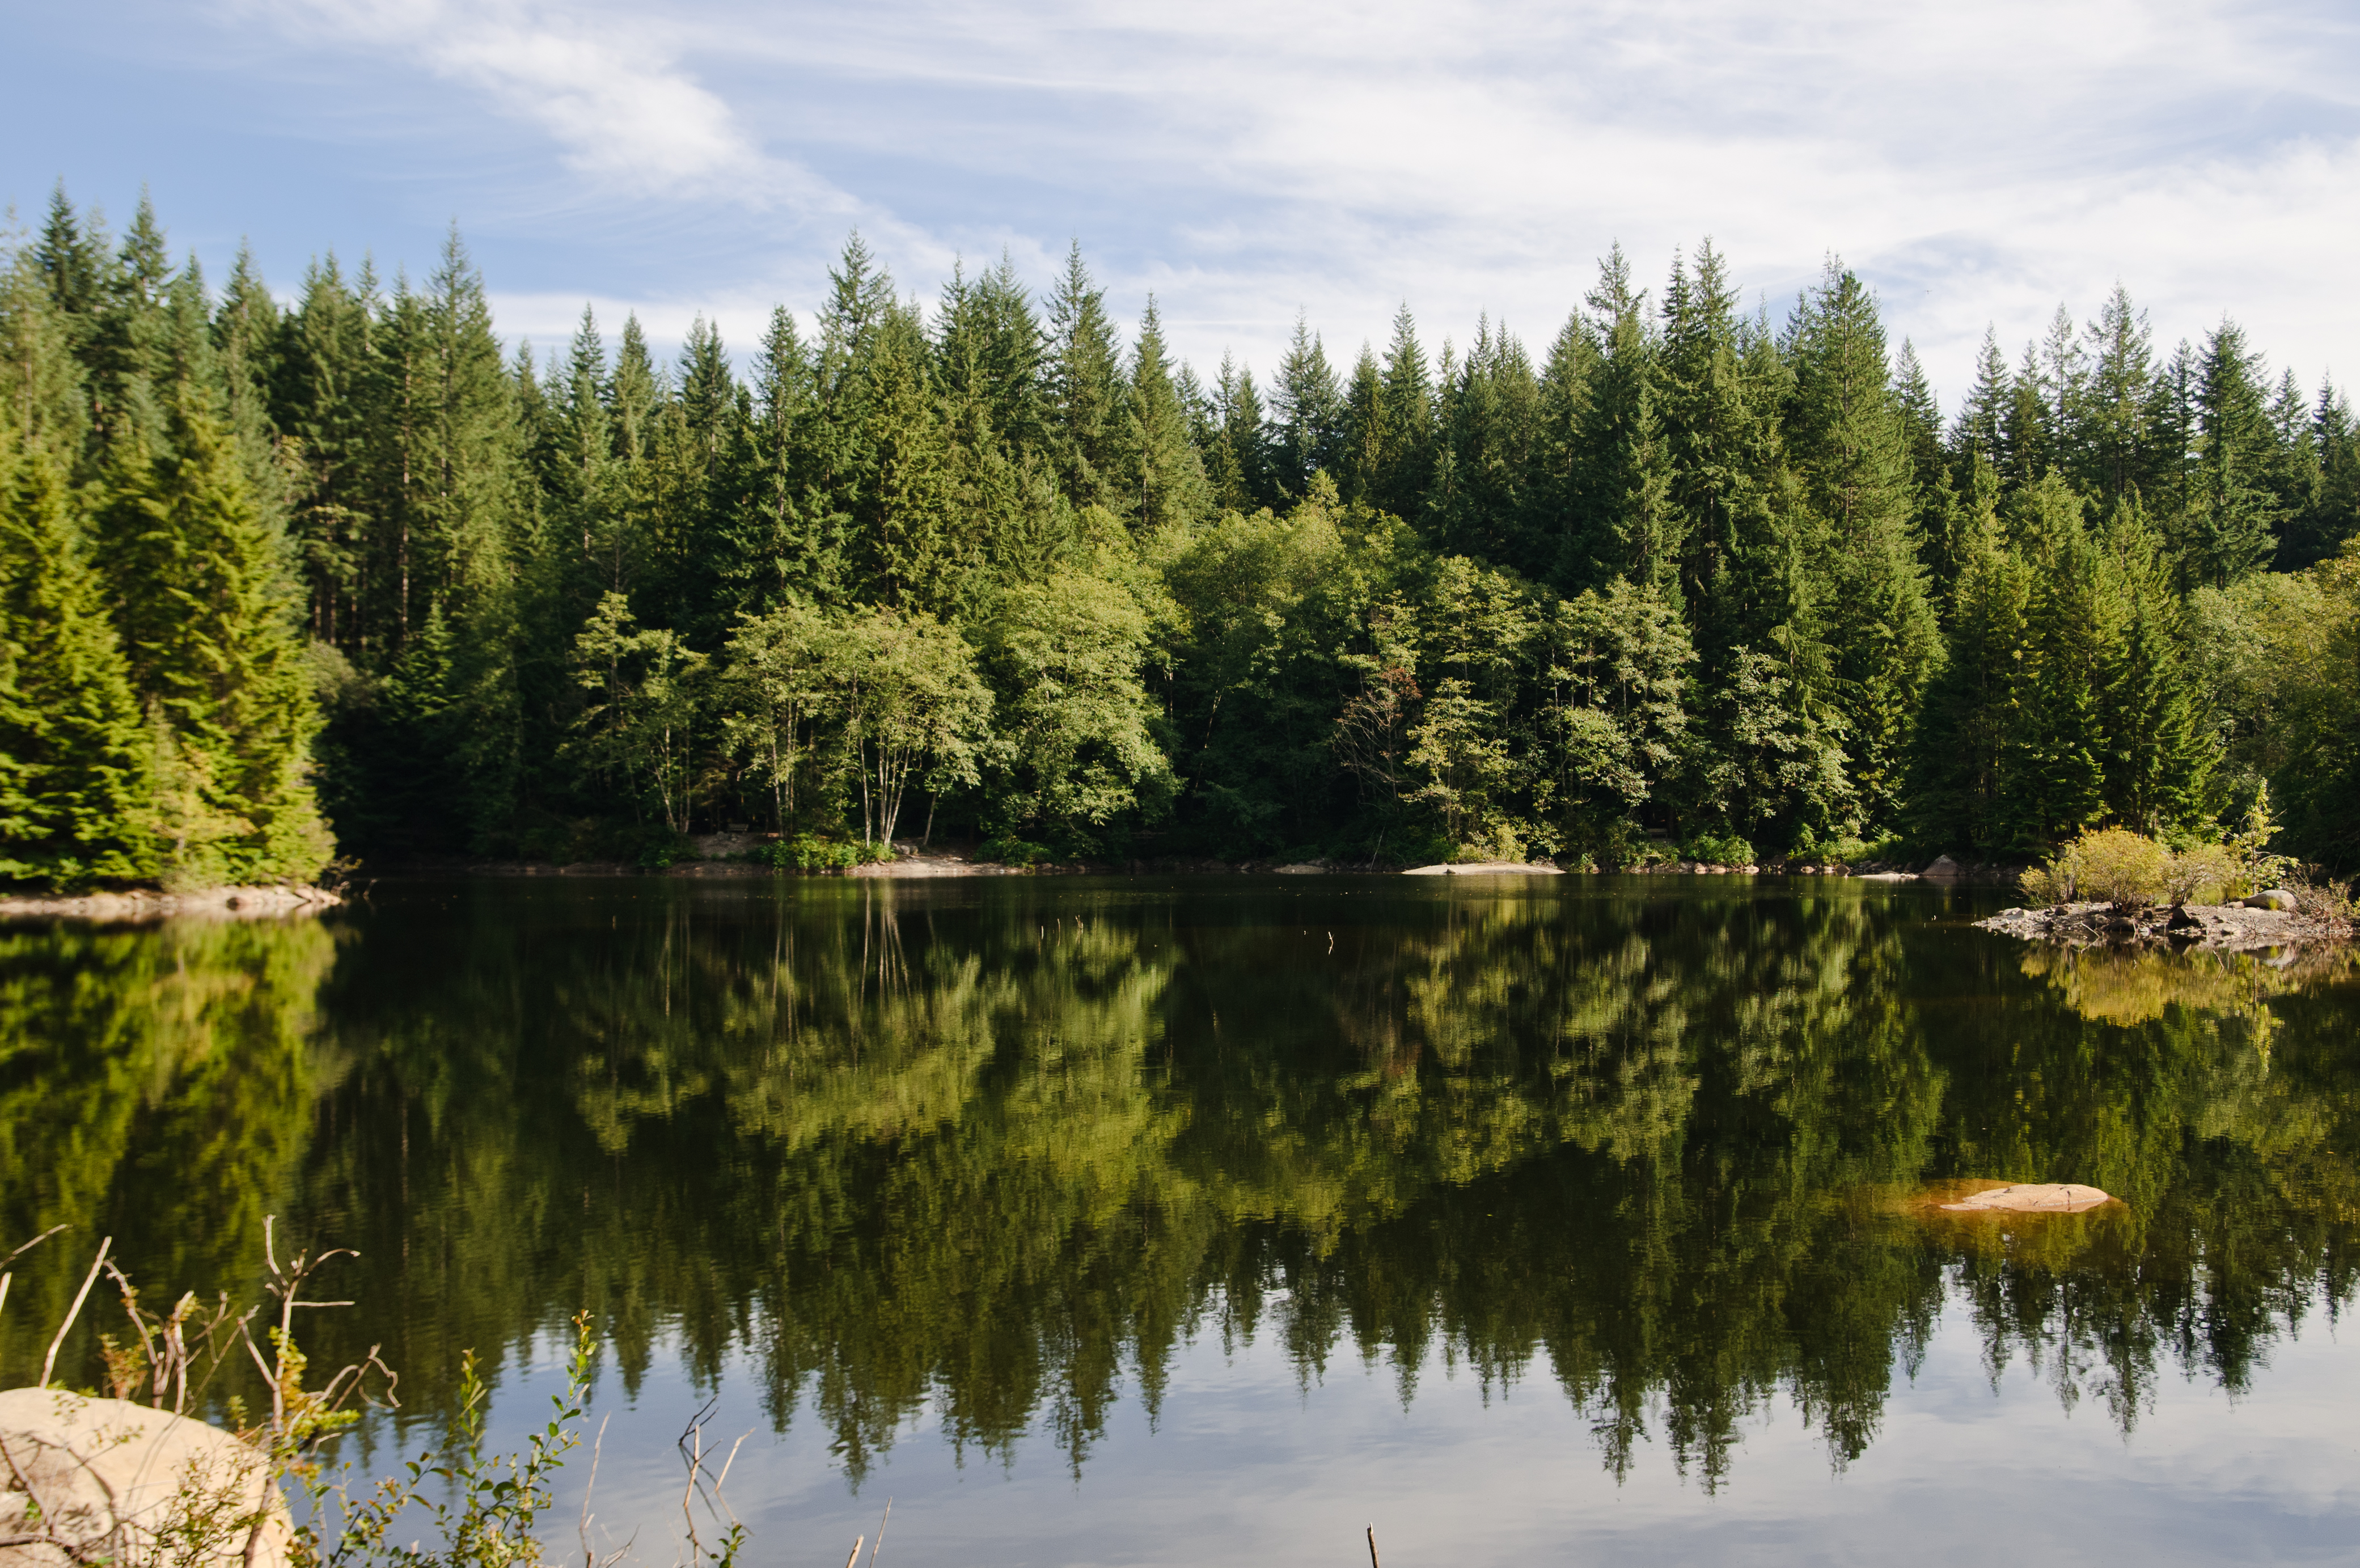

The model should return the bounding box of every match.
[1976,899,2346,951]
[0,885,342,922]
[0,1389,291,1567]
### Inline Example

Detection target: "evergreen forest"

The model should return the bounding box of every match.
[5,187,2359,886]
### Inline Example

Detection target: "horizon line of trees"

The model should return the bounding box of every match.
[3,184,2358,886]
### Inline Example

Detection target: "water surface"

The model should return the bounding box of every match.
[6,876,2359,1564]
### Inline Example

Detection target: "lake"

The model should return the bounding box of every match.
[6,874,2360,1566]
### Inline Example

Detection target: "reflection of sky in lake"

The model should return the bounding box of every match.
[460,1283,2359,1568]
[13,876,2360,1563]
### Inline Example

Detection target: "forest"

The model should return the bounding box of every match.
[3,185,2358,887]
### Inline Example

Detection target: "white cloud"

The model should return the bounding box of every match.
[221,0,2360,407]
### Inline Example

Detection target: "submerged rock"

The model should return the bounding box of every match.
[1935,1182,2114,1214]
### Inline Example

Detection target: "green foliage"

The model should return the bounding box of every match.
[11,189,2358,874]
[747,833,890,871]
[975,834,1052,866]
[1680,831,1756,866]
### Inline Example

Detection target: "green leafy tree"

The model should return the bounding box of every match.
[983,569,1175,849]
[568,592,708,834]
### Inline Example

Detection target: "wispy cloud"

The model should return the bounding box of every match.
[215,0,2360,403]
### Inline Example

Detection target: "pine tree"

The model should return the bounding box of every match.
[1783,261,1942,827]
[1335,343,1388,507]
[2183,318,2281,588]
[2078,284,2152,506]
[1659,242,1794,698]
[1949,328,2010,484]
[1207,354,1272,513]
[1892,339,1961,608]
[2095,499,2209,832]
[271,253,378,652]
[0,444,153,885]
[2001,475,2110,847]
[1372,303,1434,519]
[99,388,331,884]
[1043,242,1131,513]
[1558,251,1676,596]
[611,314,658,464]
[1270,312,1343,500]
[1130,298,1209,532]
[2283,379,2360,568]
[1902,503,2027,851]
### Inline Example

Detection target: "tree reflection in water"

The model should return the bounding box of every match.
[4,879,2357,1491]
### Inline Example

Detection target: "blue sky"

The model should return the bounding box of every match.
[7,0,2358,411]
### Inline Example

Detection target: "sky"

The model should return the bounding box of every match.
[5,0,2358,412]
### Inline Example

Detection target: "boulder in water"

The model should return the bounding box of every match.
[1935,1182,2113,1214]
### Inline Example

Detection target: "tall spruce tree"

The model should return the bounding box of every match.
[1783,262,1941,828]
[1270,312,1344,500]
[2182,319,2280,588]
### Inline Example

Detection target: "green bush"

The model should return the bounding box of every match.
[2024,827,2172,910]
[1681,832,1756,867]
[748,834,892,871]
[977,835,1053,867]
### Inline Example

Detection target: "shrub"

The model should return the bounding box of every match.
[2163,841,2239,906]
[1681,832,1756,867]
[750,835,892,871]
[977,835,1052,867]
[2026,827,2172,910]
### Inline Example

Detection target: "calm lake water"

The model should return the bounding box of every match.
[7,874,2360,1565]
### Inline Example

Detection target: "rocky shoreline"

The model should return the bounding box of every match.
[1976,898,2351,952]
[0,884,345,921]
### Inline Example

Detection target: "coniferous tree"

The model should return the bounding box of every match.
[273,254,378,650]
[1043,242,1132,514]
[1904,500,2027,851]
[2001,475,2110,847]
[1783,262,1940,829]
[1335,343,1388,507]
[1950,328,2011,488]
[0,444,153,884]
[2079,285,2152,507]
[2095,500,2210,832]
[1207,354,1272,514]
[1270,312,1344,500]
[2183,319,2281,588]
[1560,248,1677,597]
[1427,317,1539,568]
[1371,304,1435,520]
[1892,339,1961,609]
[100,388,331,883]
[1130,298,1210,532]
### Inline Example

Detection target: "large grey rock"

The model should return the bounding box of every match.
[1921,855,1964,881]
[2245,889,2299,911]
[0,1389,290,1568]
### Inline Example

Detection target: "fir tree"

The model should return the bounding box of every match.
[1270,312,1343,500]
[1783,261,1940,827]
[0,444,153,885]
[1130,298,1210,532]
[2079,284,2152,506]
[2184,318,2281,588]
[1903,503,2027,851]
[1557,247,1676,596]
[1043,242,1131,513]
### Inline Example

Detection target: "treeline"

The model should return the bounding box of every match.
[4,187,2358,883]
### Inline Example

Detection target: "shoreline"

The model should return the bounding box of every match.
[0,884,346,922]
[1975,899,2353,952]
